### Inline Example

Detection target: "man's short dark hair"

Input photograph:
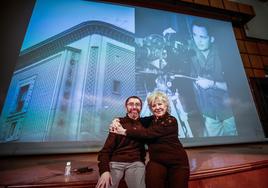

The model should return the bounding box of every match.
[191,19,212,36]
[125,96,143,107]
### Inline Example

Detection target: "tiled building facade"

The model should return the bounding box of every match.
[0,21,135,143]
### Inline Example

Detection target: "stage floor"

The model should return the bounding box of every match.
[0,143,267,187]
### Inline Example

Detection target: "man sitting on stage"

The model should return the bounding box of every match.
[96,96,146,188]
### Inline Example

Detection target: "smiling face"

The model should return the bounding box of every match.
[126,98,142,120]
[150,98,168,118]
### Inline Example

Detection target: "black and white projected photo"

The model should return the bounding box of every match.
[0,0,265,154]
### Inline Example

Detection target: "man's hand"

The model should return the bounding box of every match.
[195,76,214,89]
[109,118,121,132]
[112,118,121,127]
[110,125,127,135]
[96,171,113,188]
[109,118,126,135]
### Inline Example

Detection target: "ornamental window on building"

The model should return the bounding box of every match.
[4,76,36,141]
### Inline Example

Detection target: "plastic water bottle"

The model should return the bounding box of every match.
[64,161,71,176]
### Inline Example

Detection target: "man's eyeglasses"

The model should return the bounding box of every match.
[127,102,141,107]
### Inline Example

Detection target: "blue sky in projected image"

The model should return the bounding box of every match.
[21,0,134,51]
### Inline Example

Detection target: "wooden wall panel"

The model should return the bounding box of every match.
[180,0,194,3]
[241,54,251,67]
[257,43,268,56]
[223,0,239,12]
[194,0,209,6]
[237,40,247,53]
[238,3,255,15]
[245,41,260,54]
[262,56,268,67]
[233,27,243,39]
[232,17,267,80]
[245,68,254,77]
[209,0,224,9]
[253,69,266,78]
[249,55,264,69]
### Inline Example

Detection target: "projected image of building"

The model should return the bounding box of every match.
[0,21,135,143]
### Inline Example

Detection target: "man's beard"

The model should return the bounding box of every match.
[128,109,140,119]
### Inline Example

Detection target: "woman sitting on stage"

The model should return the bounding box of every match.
[110,91,190,188]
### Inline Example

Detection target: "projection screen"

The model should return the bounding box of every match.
[0,0,266,155]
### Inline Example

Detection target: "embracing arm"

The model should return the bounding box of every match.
[126,117,178,139]
[110,116,178,139]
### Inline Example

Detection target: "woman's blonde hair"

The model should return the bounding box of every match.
[147,91,171,113]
